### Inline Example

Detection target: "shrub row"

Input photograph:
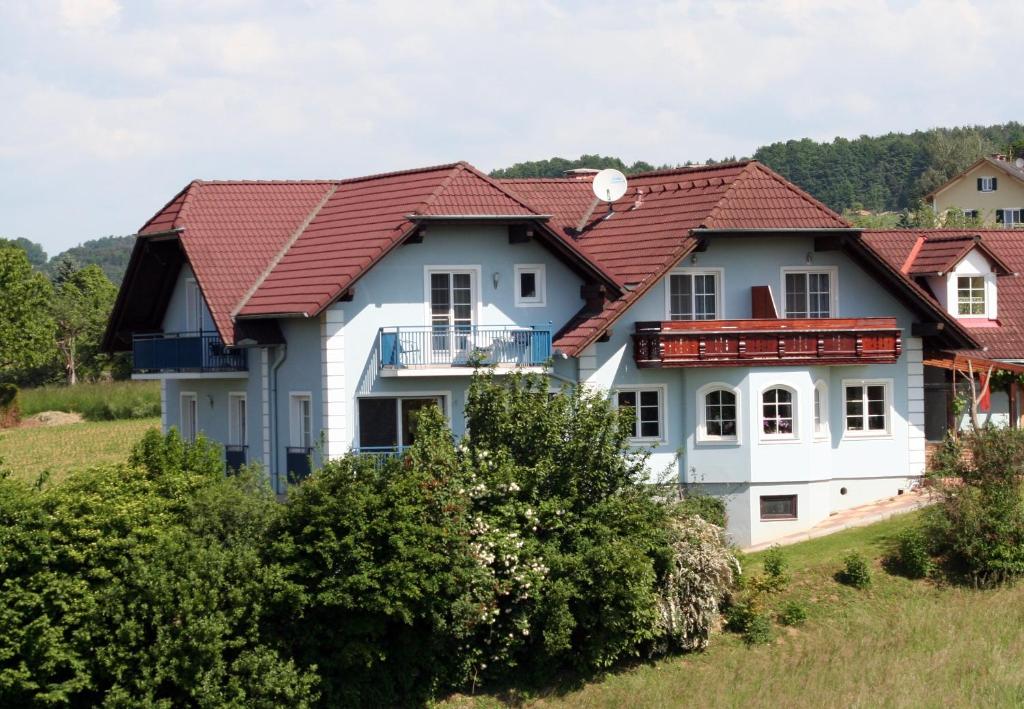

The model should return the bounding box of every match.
[0,371,739,707]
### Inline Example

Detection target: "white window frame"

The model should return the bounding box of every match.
[813,380,829,440]
[780,266,838,319]
[998,208,1022,226]
[184,277,203,333]
[179,391,198,442]
[979,176,996,192]
[956,275,987,316]
[841,378,893,439]
[614,385,667,444]
[513,264,546,307]
[423,265,482,326]
[696,382,741,444]
[664,267,724,320]
[759,385,799,443]
[228,392,247,447]
[355,392,451,450]
[289,392,313,450]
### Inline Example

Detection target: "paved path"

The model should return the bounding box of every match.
[743,490,931,552]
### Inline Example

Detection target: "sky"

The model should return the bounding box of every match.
[1,0,1022,255]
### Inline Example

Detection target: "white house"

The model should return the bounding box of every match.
[104,160,987,547]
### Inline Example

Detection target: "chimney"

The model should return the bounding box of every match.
[563,168,601,180]
[991,153,1008,162]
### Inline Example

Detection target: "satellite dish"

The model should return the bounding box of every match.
[1016,157,1024,169]
[592,168,628,202]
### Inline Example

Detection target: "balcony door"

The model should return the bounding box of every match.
[429,270,475,363]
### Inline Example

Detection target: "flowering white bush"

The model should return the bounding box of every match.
[654,515,740,651]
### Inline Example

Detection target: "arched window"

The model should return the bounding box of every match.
[813,380,829,439]
[762,387,796,439]
[698,384,740,443]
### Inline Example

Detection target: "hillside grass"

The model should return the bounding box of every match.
[18,381,160,421]
[0,417,160,485]
[447,512,1024,708]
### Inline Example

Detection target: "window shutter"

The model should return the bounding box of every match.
[996,209,1004,224]
[977,177,983,191]
[992,177,998,191]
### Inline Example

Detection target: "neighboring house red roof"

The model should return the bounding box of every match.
[140,180,337,345]
[902,233,1015,277]
[863,229,1023,359]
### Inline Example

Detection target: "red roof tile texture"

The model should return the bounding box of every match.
[139,180,337,345]
[905,235,978,276]
[864,230,1023,359]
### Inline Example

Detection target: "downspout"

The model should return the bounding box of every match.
[270,345,287,494]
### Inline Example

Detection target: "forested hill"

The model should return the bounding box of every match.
[0,235,134,284]
[491,123,1024,214]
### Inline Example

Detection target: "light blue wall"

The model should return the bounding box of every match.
[342,223,587,447]
[584,235,920,485]
[162,264,216,333]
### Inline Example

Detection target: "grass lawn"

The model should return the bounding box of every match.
[0,417,160,485]
[449,512,1024,708]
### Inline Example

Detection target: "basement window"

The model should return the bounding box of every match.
[760,495,798,520]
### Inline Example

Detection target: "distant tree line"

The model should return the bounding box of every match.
[490,123,1024,215]
[1,235,134,285]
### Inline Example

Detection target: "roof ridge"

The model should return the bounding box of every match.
[414,163,466,214]
[625,160,754,180]
[336,161,464,186]
[136,180,197,233]
[174,180,201,229]
[746,162,849,226]
[192,179,341,186]
[232,183,342,317]
[459,162,545,216]
[700,164,750,229]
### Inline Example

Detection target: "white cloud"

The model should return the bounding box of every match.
[0,0,1022,252]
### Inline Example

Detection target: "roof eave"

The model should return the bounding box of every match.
[405,214,552,222]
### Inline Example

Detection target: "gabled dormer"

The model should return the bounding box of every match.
[903,234,1016,322]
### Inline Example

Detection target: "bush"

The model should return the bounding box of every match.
[837,552,872,589]
[890,527,935,579]
[778,600,808,627]
[18,381,160,421]
[674,493,727,527]
[0,383,18,427]
[743,613,774,645]
[925,427,1024,586]
[0,430,318,707]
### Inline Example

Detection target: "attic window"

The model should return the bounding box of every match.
[978,177,997,192]
[957,276,986,316]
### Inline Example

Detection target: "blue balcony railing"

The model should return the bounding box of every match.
[378,325,552,369]
[356,445,409,468]
[132,332,247,373]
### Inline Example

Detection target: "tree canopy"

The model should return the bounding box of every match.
[0,245,54,378]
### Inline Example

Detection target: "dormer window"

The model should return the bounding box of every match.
[957,276,986,316]
[978,177,997,192]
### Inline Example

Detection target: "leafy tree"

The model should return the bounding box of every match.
[51,264,118,384]
[0,237,47,269]
[0,245,54,381]
[45,235,134,285]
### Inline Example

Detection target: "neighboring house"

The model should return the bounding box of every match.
[863,229,1024,439]
[926,154,1024,227]
[105,160,986,547]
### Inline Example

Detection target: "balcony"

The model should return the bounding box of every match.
[633,318,902,368]
[132,332,247,375]
[378,325,552,375]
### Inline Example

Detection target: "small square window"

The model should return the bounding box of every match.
[760,495,798,520]
[978,176,996,192]
[514,264,546,307]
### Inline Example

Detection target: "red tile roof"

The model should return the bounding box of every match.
[140,180,337,345]
[863,229,1023,359]
[237,162,559,318]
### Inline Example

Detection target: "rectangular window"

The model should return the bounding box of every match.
[180,392,198,442]
[616,388,663,441]
[668,270,720,320]
[978,176,996,192]
[996,208,1022,226]
[957,276,986,316]
[358,396,444,450]
[963,209,979,221]
[760,495,798,520]
[228,393,246,447]
[514,264,546,307]
[783,269,834,318]
[185,278,203,332]
[289,393,313,450]
[428,269,476,355]
[843,380,890,436]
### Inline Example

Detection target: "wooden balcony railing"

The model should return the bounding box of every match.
[633,318,902,368]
